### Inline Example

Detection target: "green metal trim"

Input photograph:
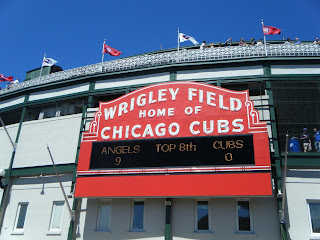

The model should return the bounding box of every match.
[285,152,320,157]
[280,152,320,166]
[268,75,320,81]
[67,104,88,240]
[67,198,78,240]
[280,223,288,240]
[170,71,176,81]
[165,224,171,240]
[10,164,75,177]
[71,105,87,192]
[88,80,96,93]
[7,94,29,178]
[165,198,172,240]
[266,81,289,240]
[286,158,320,166]
[263,64,271,77]
[0,95,28,234]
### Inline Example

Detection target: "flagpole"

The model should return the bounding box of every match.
[261,20,268,56]
[177,28,180,63]
[38,53,46,84]
[280,132,289,223]
[102,39,106,63]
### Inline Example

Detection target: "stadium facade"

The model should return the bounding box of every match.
[1,41,320,240]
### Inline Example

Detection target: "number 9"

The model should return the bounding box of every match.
[115,157,122,165]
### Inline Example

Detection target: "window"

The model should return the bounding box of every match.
[196,201,209,231]
[24,97,87,121]
[0,108,22,125]
[131,201,144,231]
[96,201,111,231]
[14,203,28,231]
[309,202,320,233]
[93,93,125,107]
[237,201,252,232]
[49,201,64,231]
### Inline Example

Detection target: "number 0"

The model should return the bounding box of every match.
[225,153,233,161]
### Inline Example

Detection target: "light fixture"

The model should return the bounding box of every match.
[0,168,6,189]
[0,168,5,177]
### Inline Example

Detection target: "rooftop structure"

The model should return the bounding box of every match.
[1,42,320,95]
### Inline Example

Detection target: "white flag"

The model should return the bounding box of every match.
[179,33,199,45]
[42,58,57,67]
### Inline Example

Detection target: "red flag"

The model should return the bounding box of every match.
[103,44,122,56]
[263,26,281,35]
[0,74,13,82]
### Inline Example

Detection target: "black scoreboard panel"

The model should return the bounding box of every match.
[90,134,255,169]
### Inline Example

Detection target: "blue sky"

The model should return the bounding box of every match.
[0,0,319,89]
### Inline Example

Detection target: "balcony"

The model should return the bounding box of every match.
[1,43,320,96]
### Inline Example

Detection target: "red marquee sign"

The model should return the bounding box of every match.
[75,82,272,197]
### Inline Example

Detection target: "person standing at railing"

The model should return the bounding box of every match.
[314,38,320,45]
[239,38,247,46]
[239,38,246,45]
[313,128,320,152]
[257,39,263,45]
[285,38,292,44]
[300,128,312,152]
[294,38,301,44]
[200,41,206,50]
[250,38,257,45]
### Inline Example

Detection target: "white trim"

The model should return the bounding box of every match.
[48,201,64,232]
[77,166,271,176]
[307,200,320,236]
[176,66,263,80]
[271,65,320,75]
[13,202,28,234]
[28,83,89,101]
[95,73,170,90]
[83,81,267,142]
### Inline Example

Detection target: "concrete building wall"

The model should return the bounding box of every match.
[0,175,73,240]
[13,114,82,168]
[75,196,280,240]
[172,197,280,240]
[80,198,165,240]
[286,169,320,240]
[0,124,19,170]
